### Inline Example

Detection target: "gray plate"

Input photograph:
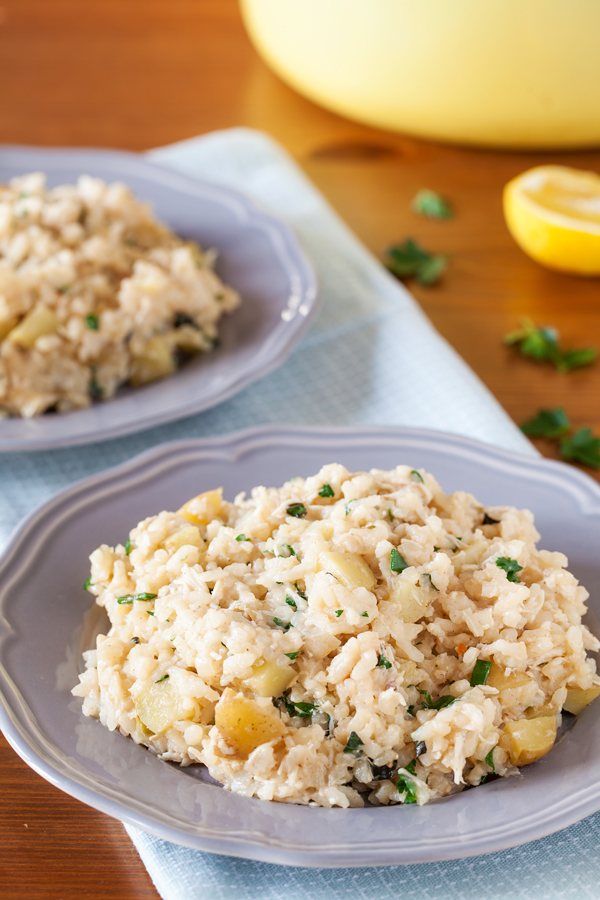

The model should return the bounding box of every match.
[0,148,317,451]
[1,425,600,867]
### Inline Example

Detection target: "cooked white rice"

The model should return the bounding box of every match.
[0,172,239,418]
[73,463,600,808]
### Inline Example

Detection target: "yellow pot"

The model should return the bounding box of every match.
[240,0,600,149]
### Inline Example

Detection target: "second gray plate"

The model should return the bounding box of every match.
[0,147,317,451]
[1,426,600,866]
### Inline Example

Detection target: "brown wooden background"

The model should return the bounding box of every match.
[1,1,599,897]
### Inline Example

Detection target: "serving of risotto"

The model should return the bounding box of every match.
[0,173,239,418]
[72,463,600,808]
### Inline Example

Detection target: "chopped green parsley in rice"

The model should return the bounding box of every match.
[0,173,239,418]
[73,463,600,808]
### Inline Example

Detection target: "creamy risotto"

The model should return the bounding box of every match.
[73,464,600,808]
[0,173,239,418]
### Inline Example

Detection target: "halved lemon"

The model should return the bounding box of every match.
[503,165,600,275]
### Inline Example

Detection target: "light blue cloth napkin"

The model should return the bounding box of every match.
[2,127,599,898]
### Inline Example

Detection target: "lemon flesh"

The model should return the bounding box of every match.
[503,165,600,275]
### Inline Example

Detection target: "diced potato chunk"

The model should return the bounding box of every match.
[397,661,417,685]
[169,326,204,353]
[388,579,429,624]
[0,315,18,342]
[317,550,375,591]
[129,334,176,386]
[178,488,223,525]
[487,665,532,692]
[525,704,559,719]
[453,539,488,571]
[215,694,286,756]
[135,680,195,734]
[245,659,294,698]
[500,716,557,766]
[8,304,59,348]
[563,687,600,715]
[164,525,203,552]
[135,717,153,739]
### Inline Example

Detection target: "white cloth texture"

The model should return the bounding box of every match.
[3,127,598,898]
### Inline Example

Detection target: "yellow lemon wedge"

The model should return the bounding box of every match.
[503,165,600,275]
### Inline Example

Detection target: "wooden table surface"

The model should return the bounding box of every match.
[1,1,600,898]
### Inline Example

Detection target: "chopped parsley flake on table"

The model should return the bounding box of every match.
[561,428,600,469]
[504,318,597,372]
[520,408,600,469]
[520,407,570,439]
[412,189,453,220]
[384,238,447,287]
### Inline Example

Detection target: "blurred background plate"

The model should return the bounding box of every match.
[0,147,317,451]
[1,425,600,866]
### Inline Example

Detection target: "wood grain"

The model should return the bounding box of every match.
[1,0,600,897]
[0,736,158,899]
